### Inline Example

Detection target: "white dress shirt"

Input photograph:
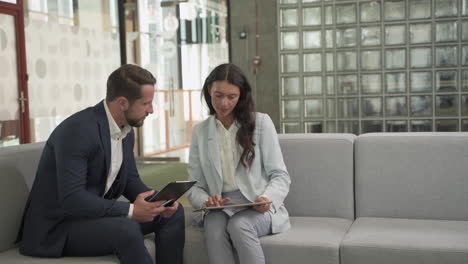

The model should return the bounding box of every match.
[103,101,134,217]
[216,119,240,192]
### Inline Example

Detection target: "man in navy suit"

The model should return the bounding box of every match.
[19,64,184,264]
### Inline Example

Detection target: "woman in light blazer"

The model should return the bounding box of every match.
[187,63,291,264]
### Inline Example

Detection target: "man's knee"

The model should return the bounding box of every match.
[113,218,144,244]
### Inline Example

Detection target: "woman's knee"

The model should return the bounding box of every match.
[226,215,255,238]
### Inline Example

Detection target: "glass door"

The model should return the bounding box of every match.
[0,0,30,147]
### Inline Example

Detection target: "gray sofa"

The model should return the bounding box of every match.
[1,132,468,264]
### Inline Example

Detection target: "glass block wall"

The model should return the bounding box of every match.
[278,0,468,134]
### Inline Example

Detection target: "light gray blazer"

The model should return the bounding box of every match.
[187,112,291,233]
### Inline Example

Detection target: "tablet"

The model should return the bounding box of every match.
[144,181,196,204]
[193,201,272,212]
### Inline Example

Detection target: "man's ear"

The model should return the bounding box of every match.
[116,97,130,111]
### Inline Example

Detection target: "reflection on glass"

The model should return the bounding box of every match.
[462,120,468,131]
[385,49,406,69]
[304,53,322,72]
[410,23,432,44]
[281,9,298,27]
[327,99,335,118]
[304,76,322,95]
[361,50,381,70]
[385,25,406,45]
[338,98,359,118]
[463,70,468,90]
[410,72,432,92]
[338,120,359,134]
[411,120,432,131]
[362,97,382,117]
[409,0,431,19]
[462,95,468,116]
[361,26,381,46]
[282,100,301,119]
[281,31,299,50]
[327,76,335,94]
[385,1,405,21]
[336,4,356,24]
[326,121,336,133]
[386,72,406,93]
[436,95,458,116]
[326,29,334,48]
[336,28,356,48]
[387,120,408,132]
[436,71,457,91]
[362,120,383,133]
[303,7,321,26]
[436,22,458,42]
[326,53,334,72]
[435,0,458,17]
[337,51,357,71]
[411,96,433,116]
[305,122,323,133]
[360,2,381,22]
[435,46,457,67]
[436,119,458,131]
[303,30,321,49]
[282,122,301,133]
[304,99,323,117]
[411,48,432,68]
[282,77,300,96]
[337,75,358,94]
[281,54,299,73]
[386,97,407,117]
[325,6,333,25]
[361,74,382,94]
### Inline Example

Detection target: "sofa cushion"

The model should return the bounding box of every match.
[279,134,355,219]
[355,132,468,220]
[341,217,468,264]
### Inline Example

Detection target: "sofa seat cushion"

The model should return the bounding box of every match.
[341,217,468,264]
[184,216,353,264]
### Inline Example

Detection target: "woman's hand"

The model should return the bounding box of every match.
[254,196,271,213]
[204,194,231,207]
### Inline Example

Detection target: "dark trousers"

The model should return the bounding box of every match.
[63,205,185,264]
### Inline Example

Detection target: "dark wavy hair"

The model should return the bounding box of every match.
[202,63,256,167]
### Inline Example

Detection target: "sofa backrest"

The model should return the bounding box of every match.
[279,134,355,219]
[0,142,45,252]
[355,132,468,220]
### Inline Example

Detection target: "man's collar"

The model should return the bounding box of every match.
[103,100,132,140]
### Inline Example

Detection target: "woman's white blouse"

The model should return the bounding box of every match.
[215,119,240,192]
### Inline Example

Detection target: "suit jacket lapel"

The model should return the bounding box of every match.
[94,101,111,186]
[207,116,223,181]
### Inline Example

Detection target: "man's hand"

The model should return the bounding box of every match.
[203,194,230,207]
[254,196,271,213]
[160,201,179,218]
[132,190,168,223]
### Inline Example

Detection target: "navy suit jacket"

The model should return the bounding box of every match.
[19,101,150,257]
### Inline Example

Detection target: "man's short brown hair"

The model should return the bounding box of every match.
[106,64,156,103]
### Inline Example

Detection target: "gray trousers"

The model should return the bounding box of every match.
[204,209,272,264]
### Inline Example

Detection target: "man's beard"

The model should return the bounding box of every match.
[124,110,144,127]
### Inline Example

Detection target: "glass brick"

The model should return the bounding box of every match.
[385,1,405,21]
[281,0,297,3]
[409,0,431,19]
[337,75,358,94]
[361,74,382,94]
[304,53,322,72]
[436,46,458,67]
[411,48,432,68]
[326,53,334,72]
[410,23,432,44]
[435,0,458,17]
[411,120,432,131]
[436,119,458,131]
[282,99,301,119]
[386,96,407,117]
[362,120,383,133]
[327,99,336,118]
[304,76,322,95]
[326,121,336,133]
[281,31,299,50]
[436,95,458,116]
[386,72,406,93]
[304,99,324,117]
[361,50,381,70]
[337,51,357,71]
[463,70,468,90]
[463,21,468,41]
[336,4,356,24]
[411,96,433,116]
[463,46,468,65]
[436,71,457,92]
[305,122,323,133]
[436,21,458,42]
[281,9,298,27]
[303,0,321,2]
[463,119,468,131]
[303,30,321,49]
[362,97,382,117]
[387,120,408,132]
[338,98,359,118]
[336,28,356,47]
[337,120,359,134]
[326,29,334,48]
[281,54,299,73]
[282,122,302,133]
[385,49,406,69]
[327,76,335,94]
[360,2,381,22]
[361,26,381,46]
[464,0,468,16]
[282,76,301,96]
[325,6,333,25]
[410,72,432,92]
[385,25,406,45]
[303,7,321,26]
[462,95,468,116]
